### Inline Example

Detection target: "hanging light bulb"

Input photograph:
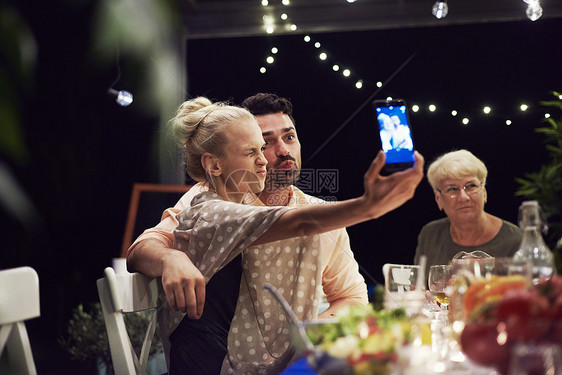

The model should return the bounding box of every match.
[108,88,133,107]
[432,0,448,19]
[108,44,133,107]
[525,0,543,21]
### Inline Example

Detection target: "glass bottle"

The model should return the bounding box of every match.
[513,200,556,284]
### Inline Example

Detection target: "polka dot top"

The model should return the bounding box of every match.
[168,190,360,374]
[165,191,291,337]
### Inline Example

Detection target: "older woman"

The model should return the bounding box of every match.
[414,149,521,276]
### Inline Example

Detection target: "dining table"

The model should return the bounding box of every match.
[272,262,562,375]
[281,346,498,375]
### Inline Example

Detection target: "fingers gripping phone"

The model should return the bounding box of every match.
[373,98,415,174]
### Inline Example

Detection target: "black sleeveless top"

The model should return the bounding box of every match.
[168,254,242,375]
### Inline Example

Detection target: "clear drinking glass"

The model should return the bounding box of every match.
[490,257,532,279]
[428,265,451,306]
[446,251,494,364]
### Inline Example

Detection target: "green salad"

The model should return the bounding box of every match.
[305,303,414,375]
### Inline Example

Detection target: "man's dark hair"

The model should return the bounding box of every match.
[241,93,296,125]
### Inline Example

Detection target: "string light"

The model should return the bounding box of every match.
[260,6,366,89]
[407,102,557,128]
[430,0,544,21]
[300,34,365,88]
[261,2,300,36]
[258,5,555,119]
[262,14,274,34]
[525,0,543,21]
[432,0,448,19]
[258,37,553,123]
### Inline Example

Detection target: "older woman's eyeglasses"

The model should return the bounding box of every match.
[436,182,483,199]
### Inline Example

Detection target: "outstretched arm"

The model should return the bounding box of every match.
[254,150,424,245]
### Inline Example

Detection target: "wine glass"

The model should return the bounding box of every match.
[428,265,451,307]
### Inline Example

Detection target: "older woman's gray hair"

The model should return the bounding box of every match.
[426,149,487,190]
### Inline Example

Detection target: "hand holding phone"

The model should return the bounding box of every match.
[373,98,415,174]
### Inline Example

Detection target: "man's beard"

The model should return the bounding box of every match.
[264,155,301,191]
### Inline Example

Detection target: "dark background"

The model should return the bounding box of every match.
[1,0,560,372]
[183,20,559,282]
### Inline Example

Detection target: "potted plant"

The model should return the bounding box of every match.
[58,303,165,375]
[516,90,562,270]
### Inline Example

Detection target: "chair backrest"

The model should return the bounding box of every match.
[97,267,168,375]
[0,266,40,375]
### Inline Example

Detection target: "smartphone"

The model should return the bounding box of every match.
[373,98,415,174]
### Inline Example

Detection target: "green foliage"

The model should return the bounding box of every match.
[516,91,562,268]
[58,303,163,372]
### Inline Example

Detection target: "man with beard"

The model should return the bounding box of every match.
[127,93,368,373]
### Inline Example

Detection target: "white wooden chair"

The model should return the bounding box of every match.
[97,266,169,375]
[0,266,40,375]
